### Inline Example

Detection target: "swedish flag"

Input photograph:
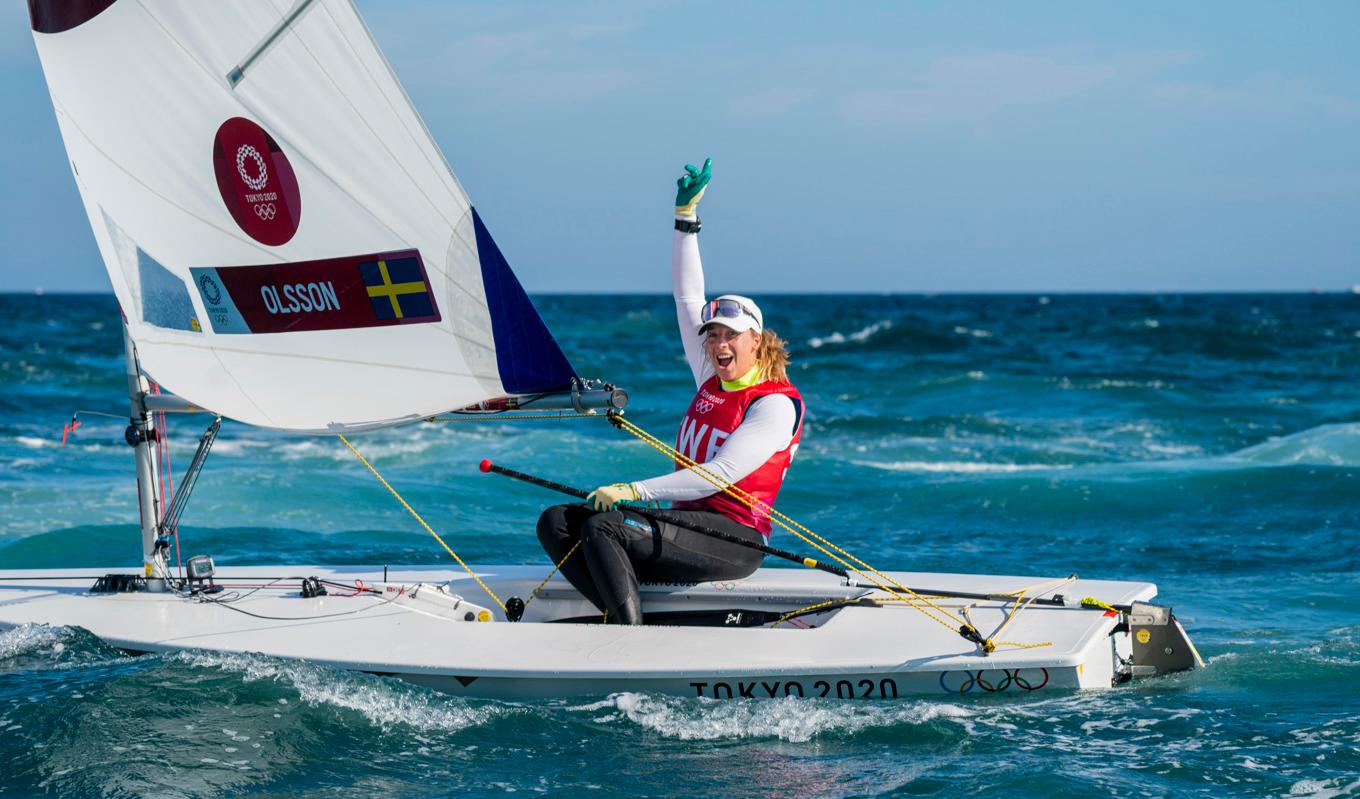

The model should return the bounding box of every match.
[359,256,434,321]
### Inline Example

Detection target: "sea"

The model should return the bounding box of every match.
[0,292,1357,798]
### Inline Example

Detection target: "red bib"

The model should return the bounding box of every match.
[671,376,803,535]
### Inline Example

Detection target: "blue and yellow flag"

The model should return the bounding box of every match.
[359,256,434,321]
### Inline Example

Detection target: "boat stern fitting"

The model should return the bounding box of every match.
[1127,601,1204,679]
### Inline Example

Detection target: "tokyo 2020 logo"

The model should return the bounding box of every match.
[213,117,301,246]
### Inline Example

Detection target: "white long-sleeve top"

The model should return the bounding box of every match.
[631,226,797,503]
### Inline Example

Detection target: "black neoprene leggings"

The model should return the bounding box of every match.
[536,504,765,625]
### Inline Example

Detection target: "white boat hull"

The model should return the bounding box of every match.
[0,565,1160,700]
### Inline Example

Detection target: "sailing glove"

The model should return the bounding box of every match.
[675,158,712,218]
[587,483,639,512]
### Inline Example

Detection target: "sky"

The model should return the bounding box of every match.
[2,1,1359,293]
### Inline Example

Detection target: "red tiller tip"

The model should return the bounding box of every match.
[479,459,493,473]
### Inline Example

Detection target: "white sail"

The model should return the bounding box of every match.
[29,0,575,432]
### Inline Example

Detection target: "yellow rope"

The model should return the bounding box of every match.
[611,414,1053,652]
[983,575,1075,648]
[1081,596,1120,613]
[337,435,507,614]
[771,598,854,627]
[523,541,581,607]
[612,416,966,632]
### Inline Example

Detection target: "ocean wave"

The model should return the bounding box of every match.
[840,422,1356,477]
[1225,423,1360,467]
[807,320,893,349]
[0,623,73,661]
[597,692,970,743]
[173,650,506,734]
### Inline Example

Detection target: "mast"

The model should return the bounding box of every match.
[123,324,163,579]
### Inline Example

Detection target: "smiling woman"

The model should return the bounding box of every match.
[535,160,805,624]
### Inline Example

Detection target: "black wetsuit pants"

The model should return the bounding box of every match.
[536,504,765,625]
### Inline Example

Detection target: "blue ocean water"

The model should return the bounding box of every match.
[1,292,1357,798]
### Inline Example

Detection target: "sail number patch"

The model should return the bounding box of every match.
[190,249,440,334]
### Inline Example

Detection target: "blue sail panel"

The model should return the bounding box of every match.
[472,208,577,394]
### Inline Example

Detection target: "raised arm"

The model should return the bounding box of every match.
[674,158,713,387]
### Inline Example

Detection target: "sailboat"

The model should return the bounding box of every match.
[2,0,1201,700]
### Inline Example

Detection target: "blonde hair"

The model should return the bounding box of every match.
[755,328,791,383]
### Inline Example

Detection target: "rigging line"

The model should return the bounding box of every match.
[161,418,222,536]
[522,541,581,609]
[611,415,1007,644]
[426,412,601,422]
[67,410,127,421]
[960,605,1053,653]
[613,418,927,595]
[974,575,1075,650]
[159,405,182,572]
[197,588,403,622]
[622,415,949,606]
[337,434,506,613]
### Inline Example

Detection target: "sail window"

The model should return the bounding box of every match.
[138,250,200,332]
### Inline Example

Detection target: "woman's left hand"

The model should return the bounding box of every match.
[587,483,639,512]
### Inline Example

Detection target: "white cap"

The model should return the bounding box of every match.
[698,294,763,336]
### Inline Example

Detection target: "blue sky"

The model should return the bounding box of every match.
[2,1,1358,292]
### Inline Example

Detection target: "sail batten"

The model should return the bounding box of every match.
[32,0,577,433]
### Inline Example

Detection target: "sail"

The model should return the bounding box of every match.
[28,0,576,432]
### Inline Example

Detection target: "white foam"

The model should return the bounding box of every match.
[175,650,503,733]
[14,436,53,449]
[808,320,892,349]
[1289,778,1360,798]
[601,692,970,743]
[0,623,74,660]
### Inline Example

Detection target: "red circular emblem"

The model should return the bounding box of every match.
[212,117,301,246]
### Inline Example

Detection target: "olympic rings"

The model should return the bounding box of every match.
[236,144,269,191]
[938,668,1049,694]
[1010,668,1049,691]
[975,670,1013,692]
[254,203,277,220]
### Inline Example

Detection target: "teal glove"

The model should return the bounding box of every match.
[675,158,712,217]
[587,483,639,512]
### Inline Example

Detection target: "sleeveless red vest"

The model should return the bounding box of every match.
[671,375,803,536]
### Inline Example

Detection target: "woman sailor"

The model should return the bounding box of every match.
[537,159,804,624]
